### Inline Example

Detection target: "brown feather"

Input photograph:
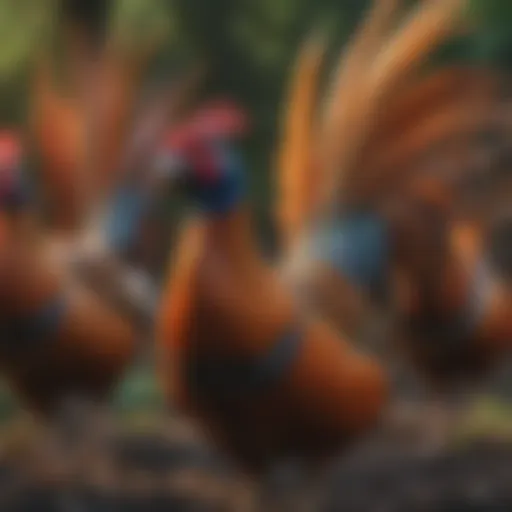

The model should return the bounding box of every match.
[276,31,326,251]
[29,54,87,230]
[320,0,467,212]
[358,75,505,199]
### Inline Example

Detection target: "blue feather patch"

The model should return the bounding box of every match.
[313,212,390,294]
[0,166,32,211]
[104,184,151,253]
[186,143,246,215]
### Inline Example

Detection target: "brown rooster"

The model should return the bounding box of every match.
[275,0,512,443]
[150,0,485,474]
[277,0,467,335]
[0,1,159,458]
[156,130,386,477]
[0,132,136,419]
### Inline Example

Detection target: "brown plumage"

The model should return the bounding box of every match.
[0,195,136,417]
[319,0,467,211]
[156,120,386,473]
[277,0,470,241]
[276,31,325,252]
[355,68,507,201]
[28,25,159,232]
[29,55,86,230]
[0,16,165,418]
[276,0,512,395]
[373,68,512,389]
[385,181,512,390]
[278,1,470,333]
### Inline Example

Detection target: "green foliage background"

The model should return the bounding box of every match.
[2,0,512,206]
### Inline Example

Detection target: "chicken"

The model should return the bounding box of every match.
[0,131,136,418]
[154,118,386,474]
[277,0,468,336]
[148,0,486,471]
[275,0,512,444]
[281,54,512,389]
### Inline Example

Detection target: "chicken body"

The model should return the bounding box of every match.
[157,134,387,473]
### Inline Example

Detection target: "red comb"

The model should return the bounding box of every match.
[163,101,249,151]
[0,132,21,169]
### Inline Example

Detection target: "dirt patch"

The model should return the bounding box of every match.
[0,419,510,511]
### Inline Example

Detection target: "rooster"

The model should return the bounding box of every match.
[153,103,387,475]
[0,2,154,466]
[149,0,488,474]
[0,131,136,470]
[277,0,467,335]
[276,0,512,443]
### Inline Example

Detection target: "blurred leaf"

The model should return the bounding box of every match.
[112,362,165,413]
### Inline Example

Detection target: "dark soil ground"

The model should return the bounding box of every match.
[0,413,510,512]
